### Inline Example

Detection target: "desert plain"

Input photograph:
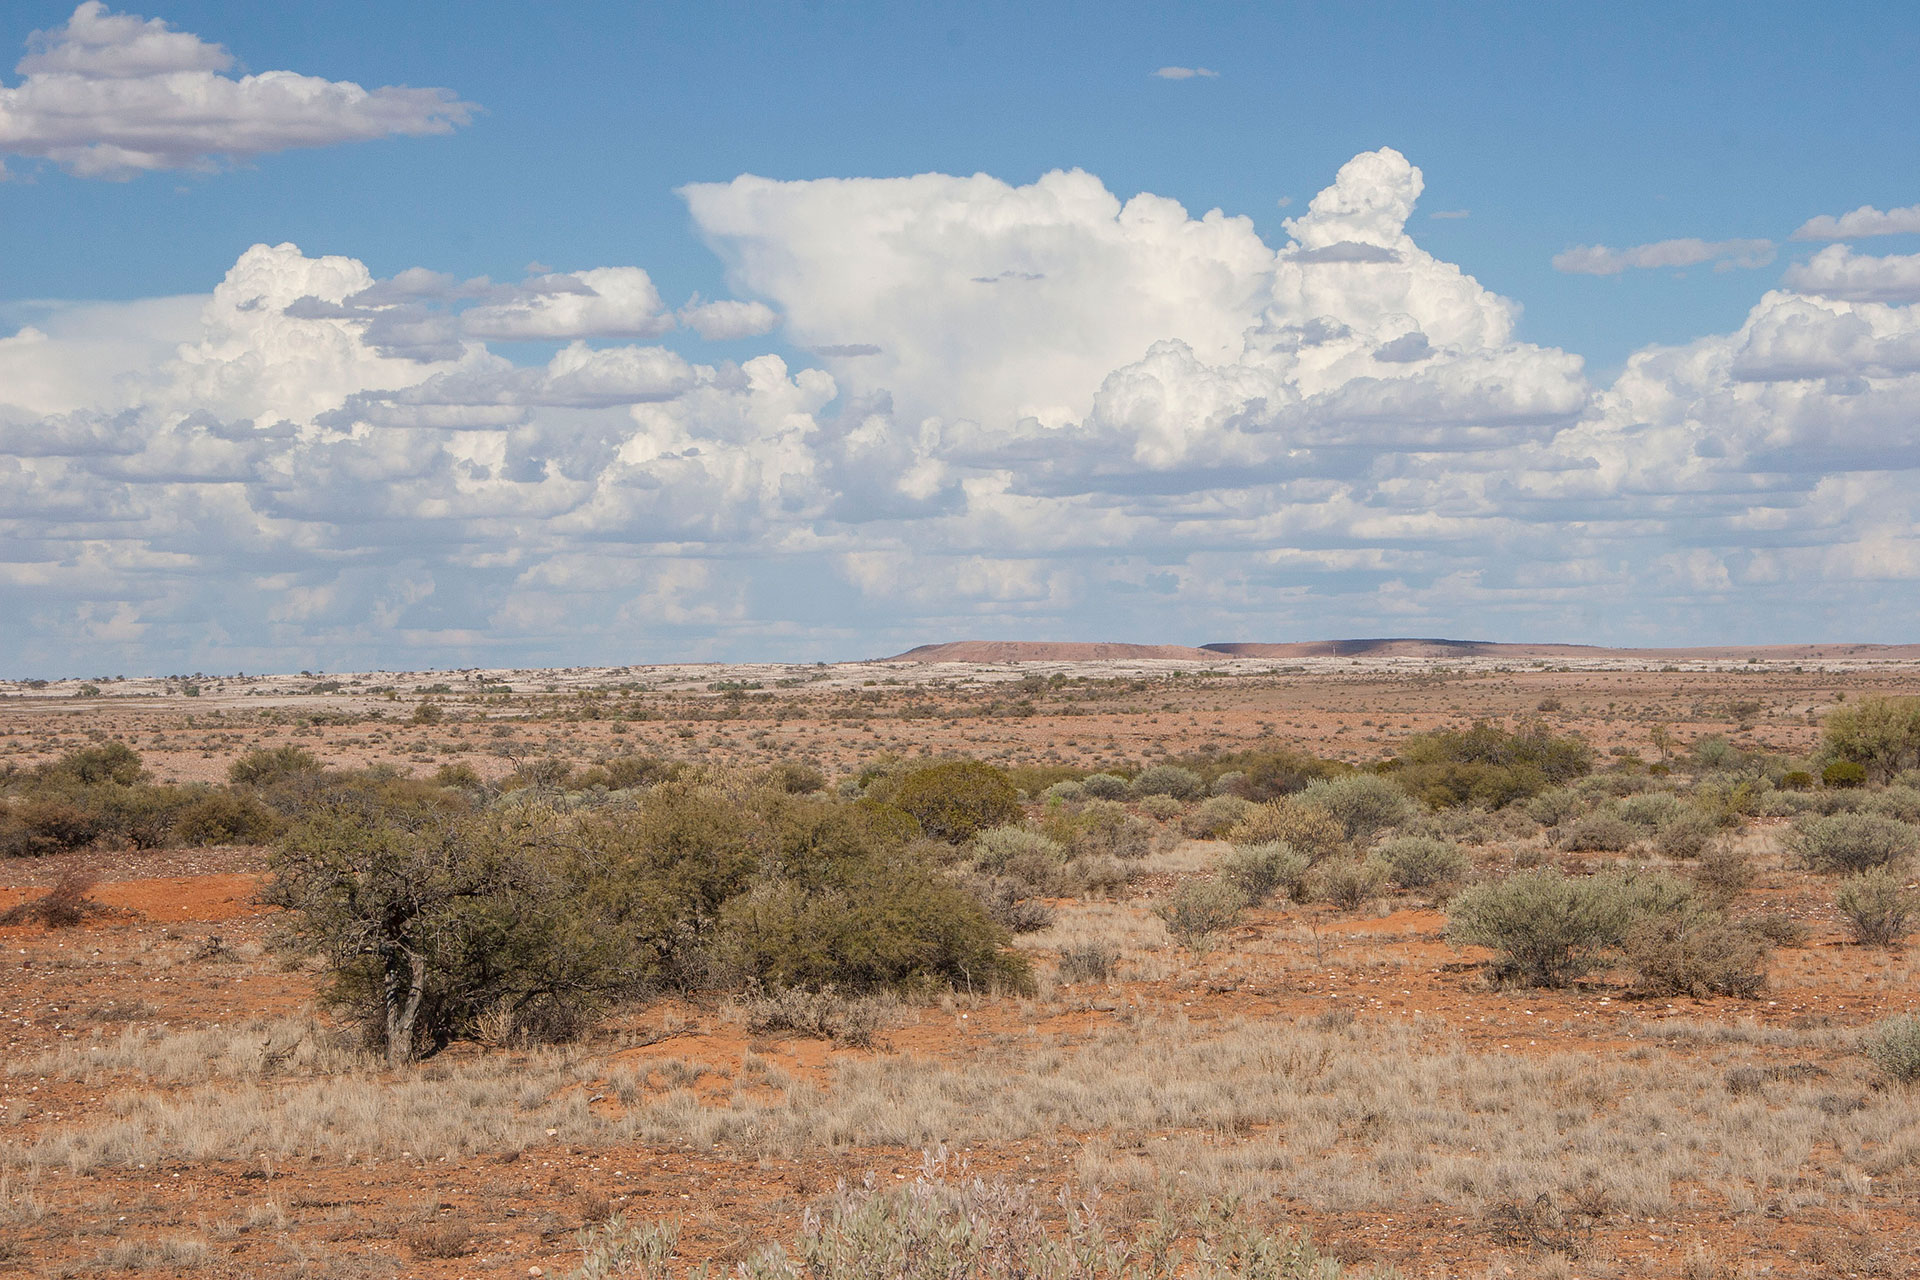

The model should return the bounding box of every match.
[2,639,1918,1280]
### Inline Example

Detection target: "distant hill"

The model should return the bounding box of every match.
[884,641,1221,663]
[887,638,1920,662]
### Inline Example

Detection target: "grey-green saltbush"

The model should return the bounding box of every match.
[1445,866,1696,988]
[1156,878,1247,953]
[1079,773,1129,800]
[1132,765,1205,801]
[1371,835,1470,891]
[1833,866,1916,946]
[1218,841,1309,905]
[1865,1014,1920,1085]
[1788,811,1919,874]
[1300,773,1415,841]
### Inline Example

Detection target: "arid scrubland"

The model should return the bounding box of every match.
[2,658,1919,1278]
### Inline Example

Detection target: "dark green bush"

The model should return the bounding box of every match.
[893,761,1022,843]
[1822,761,1867,789]
[1822,696,1920,784]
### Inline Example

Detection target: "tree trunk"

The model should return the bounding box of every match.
[384,946,427,1068]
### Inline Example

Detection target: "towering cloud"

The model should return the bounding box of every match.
[5,150,1920,671]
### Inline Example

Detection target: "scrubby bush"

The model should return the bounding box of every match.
[171,790,283,845]
[893,761,1022,843]
[1218,841,1310,905]
[760,761,827,794]
[1864,1014,1920,1085]
[1446,867,1691,987]
[1556,811,1638,853]
[1132,765,1205,801]
[49,742,145,786]
[734,983,897,1048]
[1654,809,1720,859]
[968,826,1065,875]
[1315,857,1387,911]
[1040,779,1084,803]
[959,875,1056,934]
[1041,799,1152,860]
[1623,909,1768,998]
[1300,773,1416,841]
[1156,878,1247,953]
[1079,773,1129,800]
[1139,794,1184,821]
[1525,787,1584,829]
[1822,695,1920,784]
[1390,721,1593,809]
[1833,867,1916,947]
[1182,794,1253,839]
[1209,771,1247,797]
[228,746,322,787]
[1227,799,1348,863]
[1691,839,1756,904]
[1371,835,1470,892]
[1788,812,1919,873]
[1863,785,1920,824]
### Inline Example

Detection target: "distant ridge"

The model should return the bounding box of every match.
[884,641,1221,663]
[887,638,1920,663]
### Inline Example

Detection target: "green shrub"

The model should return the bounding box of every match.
[1788,811,1919,873]
[1041,779,1084,803]
[1132,765,1204,801]
[1622,909,1768,998]
[1182,794,1252,838]
[1218,841,1310,905]
[761,761,827,794]
[1446,867,1622,987]
[1156,878,1247,953]
[1833,867,1916,947]
[49,742,145,786]
[1079,772,1129,799]
[8,796,100,854]
[1390,721,1592,809]
[1227,799,1347,863]
[1822,696,1920,784]
[1864,1014,1920,1085]
[1863,785,1920,824]
[1371,835,1470,891]
[1822,761,1868,789]
[1778,769,1816,791]
[266,806,635,1065]
[893,761,1022,843]
[715,860,1030,996]
[173,791,284,845]
[228,746,323,786]
[1300,774,1416,841]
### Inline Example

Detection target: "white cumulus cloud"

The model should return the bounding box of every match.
[0,2,473,178]
[1792,202,1920,241]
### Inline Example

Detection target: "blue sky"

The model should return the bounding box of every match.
[3,2,1920,672]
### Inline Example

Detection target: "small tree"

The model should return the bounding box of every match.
[265,800,630,1065]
